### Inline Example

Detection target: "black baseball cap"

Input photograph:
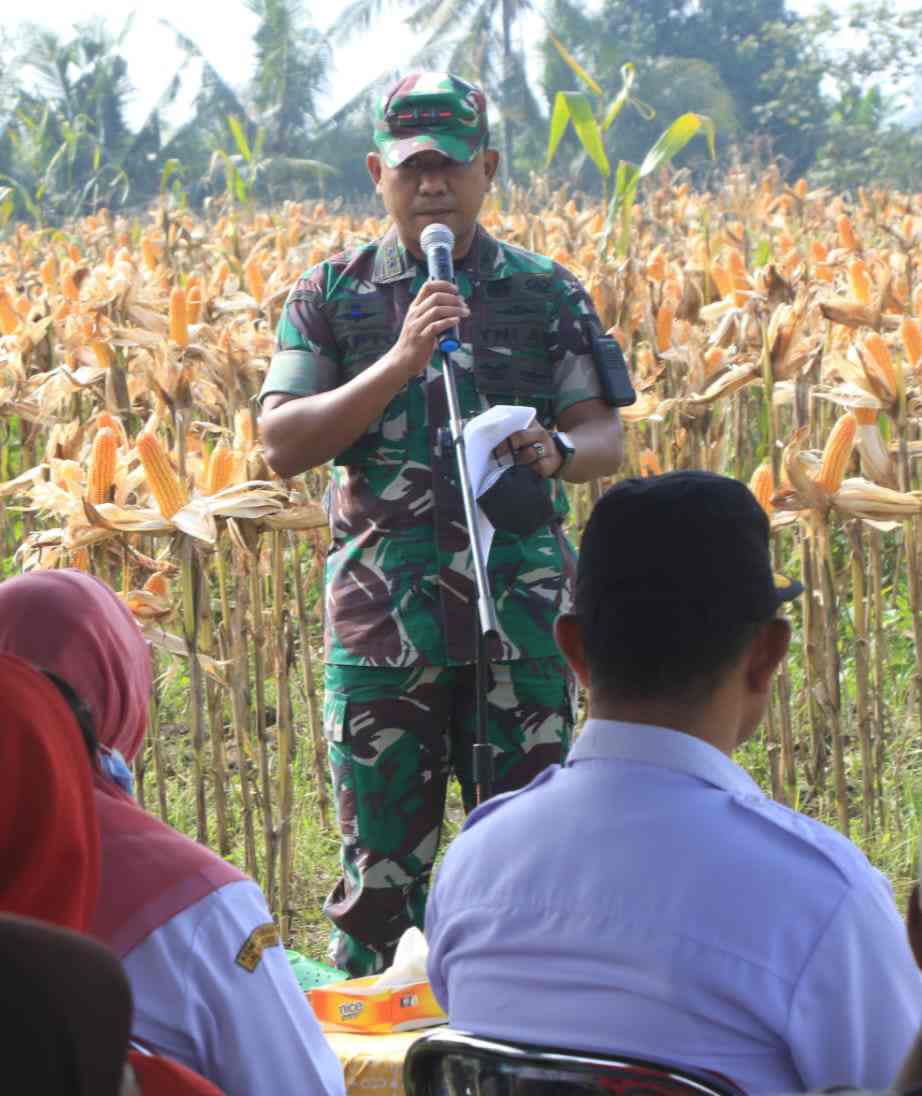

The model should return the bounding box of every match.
[575,470,803,624]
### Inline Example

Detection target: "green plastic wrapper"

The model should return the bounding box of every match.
[286,949,349,991]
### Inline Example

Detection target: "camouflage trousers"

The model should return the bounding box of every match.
[321,657,574,976]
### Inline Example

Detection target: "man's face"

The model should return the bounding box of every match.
[367,148,499,258]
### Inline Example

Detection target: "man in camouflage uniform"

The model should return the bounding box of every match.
[260,72,625,976]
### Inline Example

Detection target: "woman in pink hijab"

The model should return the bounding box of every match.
[0,570,344,1096]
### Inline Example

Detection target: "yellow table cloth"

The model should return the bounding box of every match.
[325,1029,429,1094]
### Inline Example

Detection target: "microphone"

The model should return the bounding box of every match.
[420,222,461,353]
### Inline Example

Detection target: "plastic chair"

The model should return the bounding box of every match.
[404,1028,748,1096]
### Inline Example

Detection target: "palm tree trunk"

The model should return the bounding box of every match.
[500,0,514,186]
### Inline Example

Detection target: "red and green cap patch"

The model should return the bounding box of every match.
[373,71,489,167]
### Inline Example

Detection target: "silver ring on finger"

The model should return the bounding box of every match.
[533,442,546,457]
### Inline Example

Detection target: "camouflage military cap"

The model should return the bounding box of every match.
[373,71,489,167]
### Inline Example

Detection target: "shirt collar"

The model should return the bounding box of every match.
[567,719,762,798]
[371,223,505,284]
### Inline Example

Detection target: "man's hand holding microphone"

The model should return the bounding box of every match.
[406,223,563,480]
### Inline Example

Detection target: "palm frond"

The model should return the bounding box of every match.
[325,0,400,43]
[158,20,253,125]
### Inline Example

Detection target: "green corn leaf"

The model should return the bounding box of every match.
[602,63,636,131]
[600,160,641,257]
[613,160,641,255]
[227,115,252,164]
[546,91,609,176]
[638,113,716,179]
[160,158,184,194]
[548,31,603,96]
[233,168,249,206]
[753,239,772,268]
[546,92,572,167]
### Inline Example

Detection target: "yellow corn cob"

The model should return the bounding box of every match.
[234,408,254,451]
[211,260,230,296]
[655,303,674,353]
[96,411,127,448]
[710,260,734,300]
[245,256,265,304]
[0,290,18,335]
[61,269,80,302]
[853,407,878,426]
[71,548,91,572]
[837,214,858,250]
[143,573,170,597]
[141,236,159,272]
[862,333,897,397]
[91,340,113,370]
[816,413,857,495]
[847,259,872,305]
[39,255,57,288]
[205,443,235,495]
[810,240,828,262]
[914,285,922,319]
[727,248,746,279]
[749,464,775,516]
[14,293,29,318]
[704,346,724,376]
[87,427,117,505]
[662,278,682,307]
[137,432,188,518]
[638,449,662,478]
[647,246,667,282]
[169,287,189,348]
[901,316,922,370]
[186,279,203,324]
[67,242,81,263]
[794,178,808,199]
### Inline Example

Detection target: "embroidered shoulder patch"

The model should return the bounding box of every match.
[235,922,280,973]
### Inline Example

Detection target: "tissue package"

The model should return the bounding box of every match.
[308,976,446,1034]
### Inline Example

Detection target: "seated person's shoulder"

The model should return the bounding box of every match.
[731,791,878,891]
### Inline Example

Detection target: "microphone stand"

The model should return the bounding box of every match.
[439,345,498,805]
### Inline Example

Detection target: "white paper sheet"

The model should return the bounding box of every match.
[461,405,536,563]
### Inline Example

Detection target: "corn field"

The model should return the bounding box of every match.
[4,166,922,948]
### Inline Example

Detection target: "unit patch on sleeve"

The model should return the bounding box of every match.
[235,922,281,973]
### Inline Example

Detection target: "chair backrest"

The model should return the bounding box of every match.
[404,1029,748,1096]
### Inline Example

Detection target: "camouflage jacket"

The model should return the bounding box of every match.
[260,225,606,667]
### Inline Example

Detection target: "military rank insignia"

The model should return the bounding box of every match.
[235,922,281,973]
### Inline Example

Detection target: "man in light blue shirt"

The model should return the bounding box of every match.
[426,470,922,1094]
